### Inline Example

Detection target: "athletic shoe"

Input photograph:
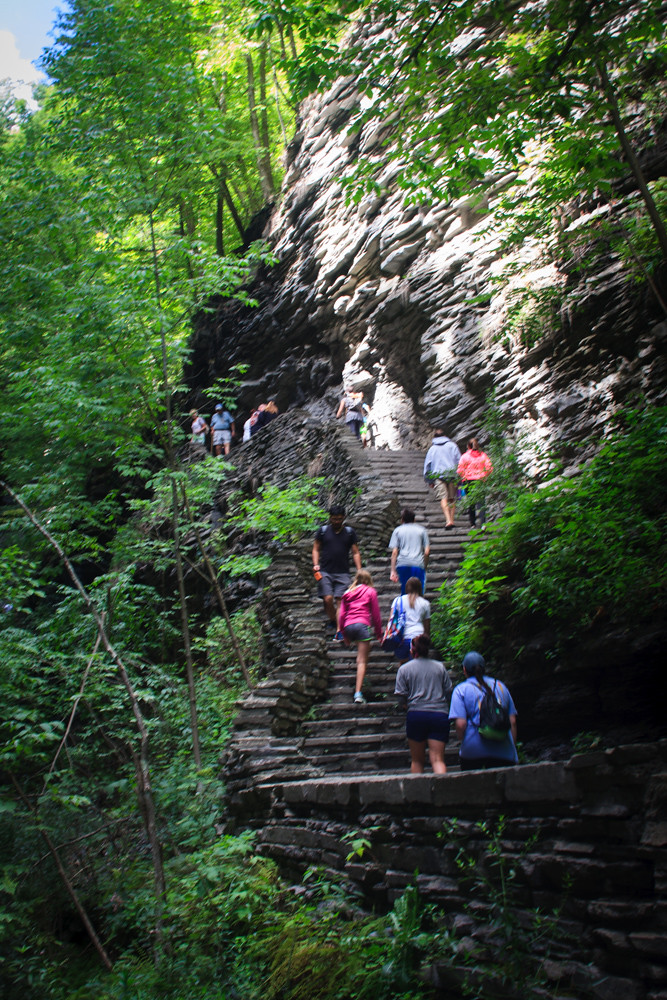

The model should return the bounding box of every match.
[334,630,344,641]
[354,691,366,704]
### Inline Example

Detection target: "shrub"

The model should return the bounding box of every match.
[432,406,667,659]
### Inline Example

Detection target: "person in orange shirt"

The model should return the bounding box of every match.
[457,438,492,529]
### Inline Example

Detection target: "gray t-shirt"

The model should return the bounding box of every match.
[388,523,430,568]
[395,658,453,713]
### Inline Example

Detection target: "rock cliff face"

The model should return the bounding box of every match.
[189,73,667,466]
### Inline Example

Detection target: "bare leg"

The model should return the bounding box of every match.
[439,495,455,526]
[408,739,426,773]
[355,641,371,694]
[224,441,231,456]
[322,594,337,624]
[427,739,447,774]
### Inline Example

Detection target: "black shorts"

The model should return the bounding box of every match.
[405,711,450,743]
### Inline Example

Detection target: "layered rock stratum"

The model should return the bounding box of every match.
[189,66,667,468]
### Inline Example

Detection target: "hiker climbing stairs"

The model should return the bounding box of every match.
[222,440,470,828]
[300,446,467,777]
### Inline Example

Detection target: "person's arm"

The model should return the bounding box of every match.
[394,667,408,711]
[338,594,348,632]
[423,544,430,570]
[509,714,518,744]
[455,718,467,741]
[336,399,345,418]
[390,546,399,582]
[312,538,321,573]
[351,543,362,572]
[231,421,236,438]
[423,617,431,638]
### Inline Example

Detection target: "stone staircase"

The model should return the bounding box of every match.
[300,446,467,776]
[222,439,469,828]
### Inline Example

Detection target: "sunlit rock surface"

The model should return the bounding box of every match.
[189,71,667,470]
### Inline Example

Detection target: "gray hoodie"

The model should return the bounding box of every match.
[423,435,462,482]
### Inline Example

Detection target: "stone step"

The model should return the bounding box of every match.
[302,732,409,752]
[309,703,401,721]
[301,716,405,737]
[297,749,461,773]
[222,434,468,828]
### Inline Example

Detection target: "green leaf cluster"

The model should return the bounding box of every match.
[432,405,667,659]
[228,475,327,543]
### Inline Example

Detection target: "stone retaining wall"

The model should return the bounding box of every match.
[258,742,667,1000]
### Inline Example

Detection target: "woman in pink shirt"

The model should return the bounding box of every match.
[457,437,493,529]
[338,570,382,704]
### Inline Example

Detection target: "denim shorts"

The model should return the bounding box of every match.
[405,711,450,743]
[343,622,373,643]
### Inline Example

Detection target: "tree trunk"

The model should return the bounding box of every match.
[258,43,275,190]
[597,61,667,262]
[286,25,298,62]
[220,173,246,238]
[216,192,224,256]
[246,50,275,202]
[11,777,114,972]
[171,478,203,768]
[147,209,202,772]
[1,480,167,949]
[180,483,254,687]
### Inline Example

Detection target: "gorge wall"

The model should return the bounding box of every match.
[188,68,667,469]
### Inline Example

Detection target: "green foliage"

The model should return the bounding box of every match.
[229,476,326,543]
[570,730,604,754]
[503,280,564,350]
[433,405,667,659]
[202,363,251,410]
[197,608,265,684]
[285,0,667,280]
[437,816,566,999]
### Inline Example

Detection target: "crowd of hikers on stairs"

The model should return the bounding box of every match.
[189,398,517,779]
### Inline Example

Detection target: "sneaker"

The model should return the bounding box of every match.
[334,630,344,641]
[354,691,366,704]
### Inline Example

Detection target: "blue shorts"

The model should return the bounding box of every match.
[406,711,450,743]
[343,622,373,643]
[393,637,414,661]
[396,566,426,593]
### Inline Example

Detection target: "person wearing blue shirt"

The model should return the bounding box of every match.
[449,651,518,769]
[210,403,235,456]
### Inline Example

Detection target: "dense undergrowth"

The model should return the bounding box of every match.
[432,405,667,662]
